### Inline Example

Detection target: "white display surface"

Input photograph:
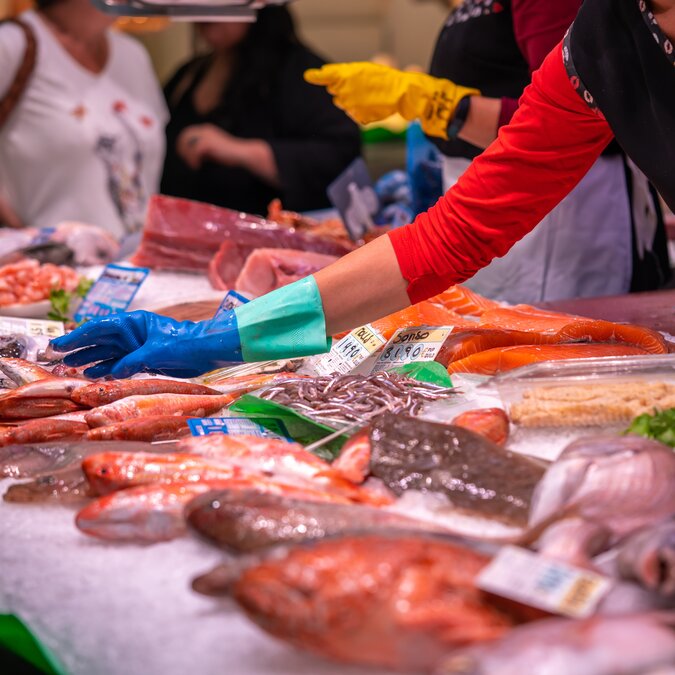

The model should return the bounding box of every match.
[0,485,387,675]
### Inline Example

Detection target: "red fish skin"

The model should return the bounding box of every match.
[451,409,510,447]
[331,430,372,484]
[75,481,232,542]
[230,535,523,672]
[71,379,220,408]
[84,393,234,428]
[0,377,89,401]
[0,419,89,446]
[0,397,82,421]
[82,451,242,495]
[447,344,650,376]
[85,415,192,442]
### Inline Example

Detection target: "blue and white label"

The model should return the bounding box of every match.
[213,290,249,319]
[477,546,612,619]
[188,417,290,441]
[74,264,149,322]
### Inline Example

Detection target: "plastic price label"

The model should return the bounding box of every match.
[187,417,290,441]
[477,546,612,619]
[372,326,453,372]
[74,264,149,322]
[313,324,386,376]
[213,290,249,319]
[0,317,64,338]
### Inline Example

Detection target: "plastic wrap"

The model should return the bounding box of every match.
[487,354,675,428]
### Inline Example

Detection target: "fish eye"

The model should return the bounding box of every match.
[99,466,109,476]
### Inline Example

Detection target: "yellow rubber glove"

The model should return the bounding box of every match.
[305,62,480,140]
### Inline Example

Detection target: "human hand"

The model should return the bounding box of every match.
[50,309,243,379]
[176,124,248,170]
[305,62,480,139]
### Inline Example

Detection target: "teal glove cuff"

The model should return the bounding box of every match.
[234,276,331,362]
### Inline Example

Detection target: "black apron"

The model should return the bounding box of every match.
[564,0,672,289]
[428,0,530,160]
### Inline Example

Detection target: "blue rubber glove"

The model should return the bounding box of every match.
[50,277,331,379]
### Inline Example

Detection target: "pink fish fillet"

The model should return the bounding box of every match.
[84,393,234,428]
[234,248,339,298]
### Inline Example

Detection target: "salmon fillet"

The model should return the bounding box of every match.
[447,343,650,376]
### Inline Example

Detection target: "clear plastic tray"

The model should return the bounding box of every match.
[481,354,675,428]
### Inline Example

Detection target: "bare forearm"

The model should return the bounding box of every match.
[314,234,410,335]
[457,96,503,149]
[238,139,281,188]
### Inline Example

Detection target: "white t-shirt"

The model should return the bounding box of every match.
[0,11,167,240]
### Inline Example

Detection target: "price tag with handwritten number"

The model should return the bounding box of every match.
[372,326,453,372]
[313,324,386,376]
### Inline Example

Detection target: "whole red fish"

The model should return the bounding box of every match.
[76,476,361,543]
[0,419,89,447]
[82,451,241,495]
[85,415,193,442]
[195,534,532,672]
[0,397,82,421]
[0,377,88,401]
[84,393,234,427]
[72,379,220,408]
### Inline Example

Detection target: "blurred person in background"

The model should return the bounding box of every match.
[307,0,670,303]
[0,0,167,240]
[161,7,362,216]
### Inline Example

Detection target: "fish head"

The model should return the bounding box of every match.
[82,452,149,495]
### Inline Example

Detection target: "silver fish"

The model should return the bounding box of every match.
[529,436,675,538]
[438,613,675,675]
[0,440,156,478]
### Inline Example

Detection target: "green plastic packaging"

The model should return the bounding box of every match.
[229,395,349,460]
[0,615,64,675]
[390,361,454,388]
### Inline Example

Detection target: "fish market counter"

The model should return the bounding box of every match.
[0,483,387,675]
[542,288,675,336]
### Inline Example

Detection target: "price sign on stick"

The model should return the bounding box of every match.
[74,264,149,323]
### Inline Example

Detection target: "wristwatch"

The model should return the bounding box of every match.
[446,95,473,140]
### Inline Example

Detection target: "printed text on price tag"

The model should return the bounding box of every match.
[477,546,612,619]
[372,326,453,372]
[313,324,385,376]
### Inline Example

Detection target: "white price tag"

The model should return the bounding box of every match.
[477,546,612,619]
[372,326,453,372]
[313,324,386,376]
[0,316,65,338]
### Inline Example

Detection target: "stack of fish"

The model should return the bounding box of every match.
[187,427,675,674]
[2,281,675,674]
[0,357,306,446]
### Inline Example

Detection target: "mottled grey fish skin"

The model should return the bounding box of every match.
[529,436,675,537]
[437,614,675,675]
[367,413,545,527]
[618,521,675,597]
[185,489,447,553]
[3,467,92,503]
[0,440,157,479]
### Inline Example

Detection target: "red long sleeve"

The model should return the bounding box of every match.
[389,43,614,304]
[499,0,582,127]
